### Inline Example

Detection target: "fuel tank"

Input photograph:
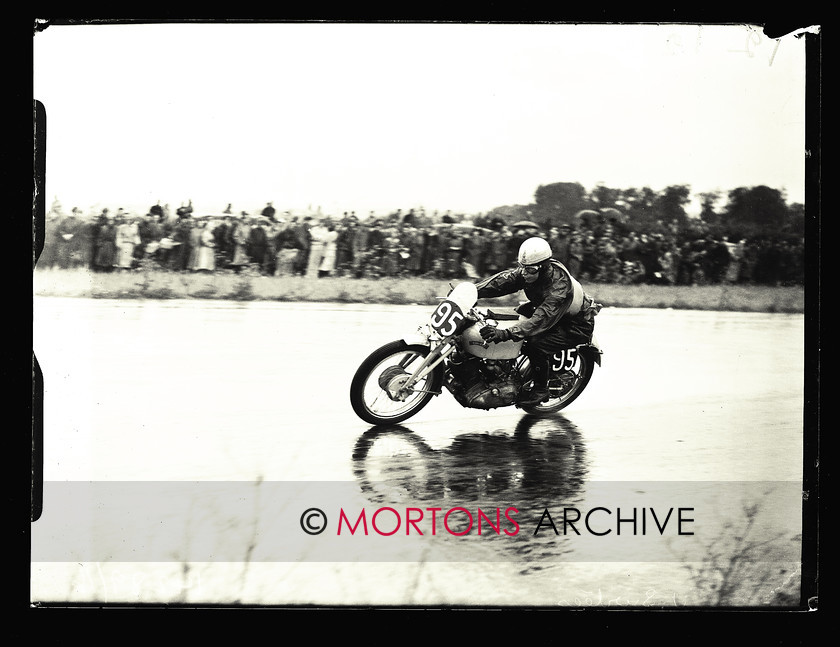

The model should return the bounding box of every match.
[460,309,526,359]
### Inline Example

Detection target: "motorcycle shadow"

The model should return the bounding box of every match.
[351,413,589,510]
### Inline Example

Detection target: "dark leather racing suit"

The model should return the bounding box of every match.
[475,258,599,350]
[475,259,600,396]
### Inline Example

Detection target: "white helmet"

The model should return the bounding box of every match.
[517,237,552,266]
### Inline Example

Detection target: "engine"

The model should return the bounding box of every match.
[444,348,523,409]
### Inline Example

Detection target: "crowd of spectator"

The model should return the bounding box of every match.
[37,199,805,287]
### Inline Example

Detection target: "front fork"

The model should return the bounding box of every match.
[397,340,455,397]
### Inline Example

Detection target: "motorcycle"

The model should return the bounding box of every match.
[350,281,602,425]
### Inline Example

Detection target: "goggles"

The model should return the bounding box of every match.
[518,262,542,275]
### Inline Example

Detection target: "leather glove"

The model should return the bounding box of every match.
[480,325,512,344]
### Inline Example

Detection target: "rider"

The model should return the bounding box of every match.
[475,236,601,406]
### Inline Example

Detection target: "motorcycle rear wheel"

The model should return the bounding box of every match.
[350,340,443,425]
[520,350,595,415]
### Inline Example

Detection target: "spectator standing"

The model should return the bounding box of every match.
[273,222,305,276]
[262,220,281,276]
[229,214,251,272]
[351,218,370,277]
[115,214,140,270]
[636,233,662,283]
[188,218,203,270]
[363,220,386,277]
[195,219,216,272]
[658,236,679,285]
[566,229,584,276]
[506,228,530,269]
[81,210,108,270]
[739,240,759,284]
[402,223,425,276]
[319,224,339,277]
[56,208,82,269]
[71,208,96,269]
[335,216,358,276]
[578,230,598,281]
[549,224,574,268]
[213,215,234,267]
[306,220,329,278]
[176,200,193,218]
[261,202,276,221]
[248,217,269,273]
[293,217,313,276]
[421,225,440,276]
[593,236,621,283]
[380,225,403,276]
[93,214,118,272]
[135,213,156,265]
[722,237,744,284]
[701,236,731,284]
[174,214,194,271]
[464,228,487,279]
[484,230,505,275]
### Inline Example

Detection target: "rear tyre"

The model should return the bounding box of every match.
[520,350,595,415]
[350,340,443,425]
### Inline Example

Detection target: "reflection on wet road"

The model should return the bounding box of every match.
[352,414,589,568]
[354,414,588,518]
[32,297,807,606]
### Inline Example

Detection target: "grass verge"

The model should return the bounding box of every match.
[33,268,805,314]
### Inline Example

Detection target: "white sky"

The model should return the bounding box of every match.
[33,22,809,218]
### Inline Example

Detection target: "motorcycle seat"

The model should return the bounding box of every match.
[486,309,520,321]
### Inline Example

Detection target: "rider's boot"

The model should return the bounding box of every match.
[519,353,551,406]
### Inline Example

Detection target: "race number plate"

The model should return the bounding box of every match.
[430,282,477,337]
[430,299,465,337]
[551,348,578,372]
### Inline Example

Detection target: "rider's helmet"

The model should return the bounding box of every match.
[517,237,552,266]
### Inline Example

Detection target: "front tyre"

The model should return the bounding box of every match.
[350,340,443,425]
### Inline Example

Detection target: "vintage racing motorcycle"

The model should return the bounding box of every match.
[350,282,602,425]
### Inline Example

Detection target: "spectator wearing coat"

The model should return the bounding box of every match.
[247,217,270,273]
[229,214,252,271]
[273,223,306,277]
[464,228,487,279]
[115,215,141,270]
[187,219,203,270]
[195,219,217,272]
[319,224,339,277]
[292,217,313,276]
[173,215,194,271]
[55,209,82,269]
[402,223,425,276]
[306,220,329,278]
[93,214,118,272]
[549,224,574,268]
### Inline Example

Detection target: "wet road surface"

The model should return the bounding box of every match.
[32,297,806,606]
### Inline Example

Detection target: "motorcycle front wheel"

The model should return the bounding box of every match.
[350,340,444,425]
[519,350,595,415]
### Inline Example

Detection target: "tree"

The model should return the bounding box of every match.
[589,183,624,210]
[532,182,590,227]
[722,185,789,237]
[784,202,805,237]
[699,191,722,227]
[654,184,692,230]
[483,205,534,228]
[620,186,662,232]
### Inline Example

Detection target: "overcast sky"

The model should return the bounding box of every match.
[33,22,809,218]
